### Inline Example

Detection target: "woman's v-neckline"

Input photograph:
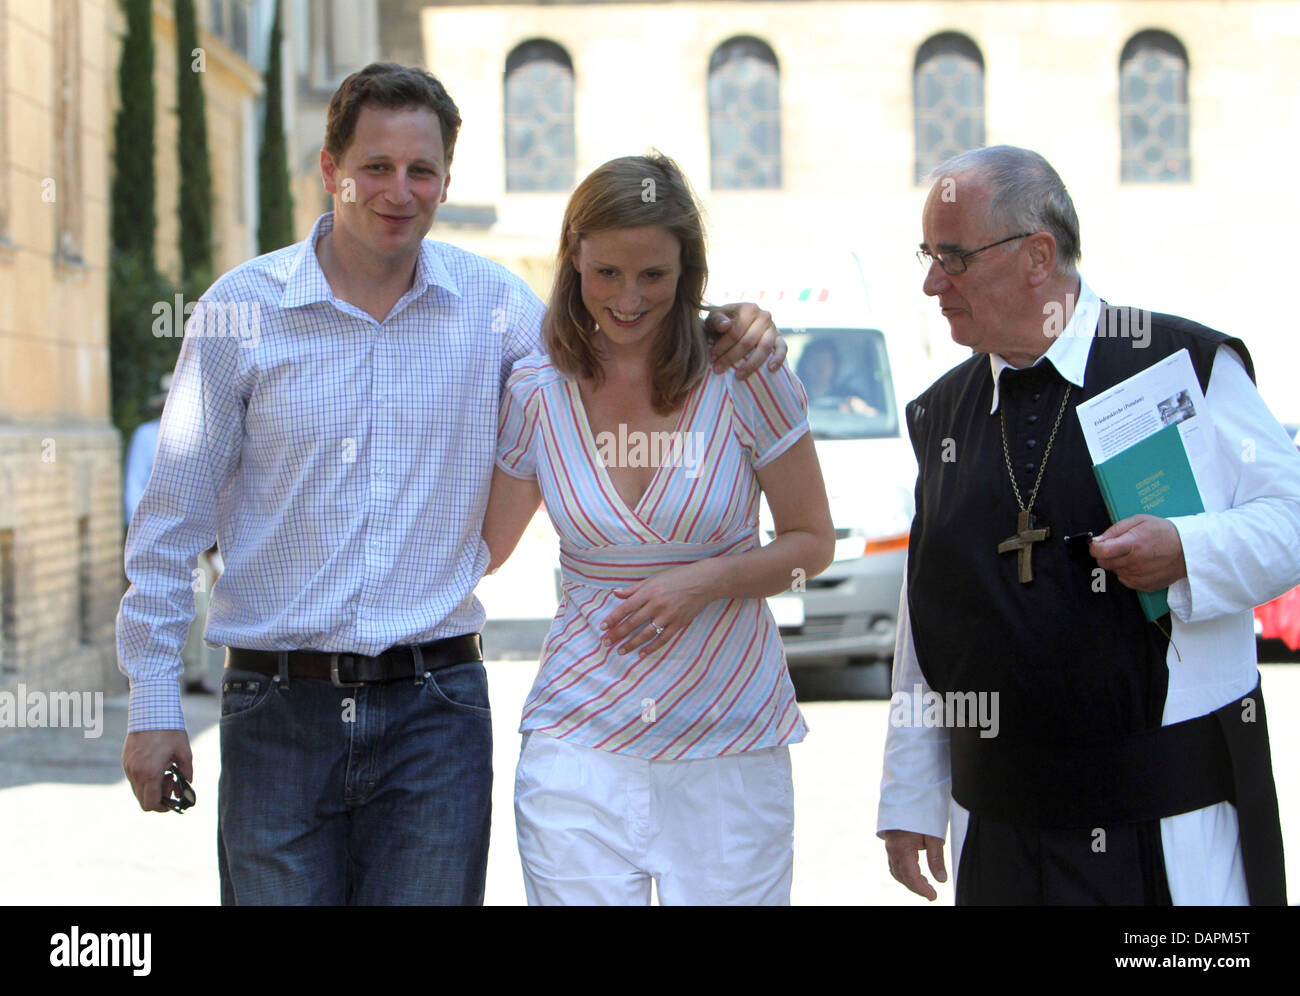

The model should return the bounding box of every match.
[566,376,699,521]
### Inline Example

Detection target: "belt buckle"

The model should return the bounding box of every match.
[329,654,363,689]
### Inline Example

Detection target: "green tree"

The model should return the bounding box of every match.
[257,0,294,252]
[109,253,179,440]
[111,0,156,264]
[175,0,214,296]
[110,0,178,442]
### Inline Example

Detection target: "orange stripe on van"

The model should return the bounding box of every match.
[863,531,910,555]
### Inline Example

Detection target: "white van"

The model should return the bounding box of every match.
[706,249,923,667]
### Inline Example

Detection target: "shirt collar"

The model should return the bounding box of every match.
[987,275,1100,413]
[279,212,462,311]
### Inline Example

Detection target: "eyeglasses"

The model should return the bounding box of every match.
[916,232,1033,275]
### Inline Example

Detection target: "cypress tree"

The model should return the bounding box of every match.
[175,0,214,294]
[109,251,177,439]
[111,0,156,264]
[109,0,176,441]
[257,0,295,252]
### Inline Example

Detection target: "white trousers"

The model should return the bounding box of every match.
[514,731,794,905]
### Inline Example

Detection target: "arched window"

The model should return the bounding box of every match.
[504,40,575,193]
[1120,31,1190,182]
[913,33,985,183]
[708,37,781,190]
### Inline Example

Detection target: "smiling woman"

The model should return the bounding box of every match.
[572,225,680,356]
[543,154,713,416]
[480,152,836,906]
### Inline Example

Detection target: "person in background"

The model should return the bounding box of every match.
[795,338,877,415]
[123,374,169,525]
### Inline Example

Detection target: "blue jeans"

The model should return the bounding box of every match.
[217,658,493,905]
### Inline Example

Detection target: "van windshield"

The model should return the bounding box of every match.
[788,328,899,440]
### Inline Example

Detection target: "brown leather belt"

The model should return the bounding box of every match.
[225,634,482,688]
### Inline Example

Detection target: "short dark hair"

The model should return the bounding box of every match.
[324,62,462,165]
[544,152,711,415]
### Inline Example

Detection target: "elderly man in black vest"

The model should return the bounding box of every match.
[877,145,1300,905]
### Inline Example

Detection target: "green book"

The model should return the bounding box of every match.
[1092,422,1204,620]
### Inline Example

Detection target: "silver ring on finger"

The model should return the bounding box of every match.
[651,621,664,636]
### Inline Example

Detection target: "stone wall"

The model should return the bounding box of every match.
[0,424,124,694]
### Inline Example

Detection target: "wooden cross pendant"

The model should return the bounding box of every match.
[998,509,1051,583]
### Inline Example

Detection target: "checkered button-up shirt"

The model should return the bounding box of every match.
[117,213,544,732]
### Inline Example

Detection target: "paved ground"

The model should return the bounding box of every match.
[1,658,1297,906]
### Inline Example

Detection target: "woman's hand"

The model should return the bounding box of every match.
[600,559,721,659]
[599,435,834,659]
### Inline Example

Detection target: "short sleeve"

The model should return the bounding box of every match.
[496,355,544,479]
[726,362,810,468]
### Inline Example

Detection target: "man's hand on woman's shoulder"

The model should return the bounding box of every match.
[706,303,786,379]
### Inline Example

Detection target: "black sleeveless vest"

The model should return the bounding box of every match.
[905,308,1252,751]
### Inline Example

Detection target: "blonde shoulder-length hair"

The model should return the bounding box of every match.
[543,152,713,415]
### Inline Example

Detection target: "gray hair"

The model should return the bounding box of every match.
[929,145,1080,276]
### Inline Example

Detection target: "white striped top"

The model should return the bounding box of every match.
[496,352,810,760]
